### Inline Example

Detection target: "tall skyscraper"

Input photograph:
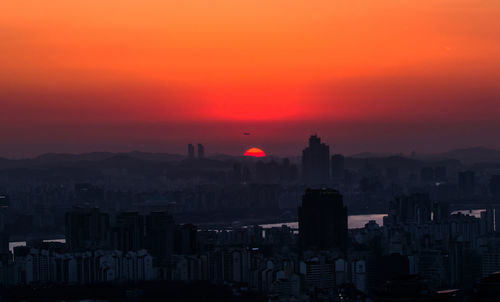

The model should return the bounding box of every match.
[174,224,197,255]
[280,158,292,183]
[489,175,500,232]
[298,189,347,251]
[331,154,345,180]
[197,144,205,159]
[187,143,195,159]
[433,202,450,223]
[0,193,8,254]
[302,135,330,185]
[145,211,175,261]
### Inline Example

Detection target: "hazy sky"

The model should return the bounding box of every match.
[1,0,500,157]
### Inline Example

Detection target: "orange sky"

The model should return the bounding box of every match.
[1,0,500,156]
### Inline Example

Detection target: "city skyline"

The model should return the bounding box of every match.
[2,136,500,160]
[3,1,500,300]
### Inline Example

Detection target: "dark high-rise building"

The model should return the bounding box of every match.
[0,196,8,254]
[480,208,495,234]
[331,154,345,180]
[298,189,347,251]
[433,202,450,223]
[145,212,175,261]
[280,158,291,183]
[279,158,298,183]
[65,207,110,251]
[302,135,330,185]
[458,170,475,198]
[0,232,8,254]
[197,143,205,159]
[187,143,195,159]
[494,208,500,233]
[175,224,197,255]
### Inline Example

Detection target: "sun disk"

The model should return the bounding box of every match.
[244,147,266,157]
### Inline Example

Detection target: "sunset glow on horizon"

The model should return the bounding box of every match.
[2,0,500,156]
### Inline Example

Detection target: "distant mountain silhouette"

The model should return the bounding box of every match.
[0,151,183,169]
[347,147,500,165]
[126,151,184,162]
[35,152,117,163]
[100,155,144,167]
[422,147,500,164]
[1,147,499,170]
[0,151,239,178]
[350,152,405,158]
[35,151,184,163]
[345,155,422,171]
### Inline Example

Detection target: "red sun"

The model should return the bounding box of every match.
[244,147,266,157]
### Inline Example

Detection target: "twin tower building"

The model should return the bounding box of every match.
[187,143,204,160]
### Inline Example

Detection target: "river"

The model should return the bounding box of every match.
[258,209,484,230]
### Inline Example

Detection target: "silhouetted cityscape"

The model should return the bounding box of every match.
[4,0,500,299]
[1,136,500,301]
